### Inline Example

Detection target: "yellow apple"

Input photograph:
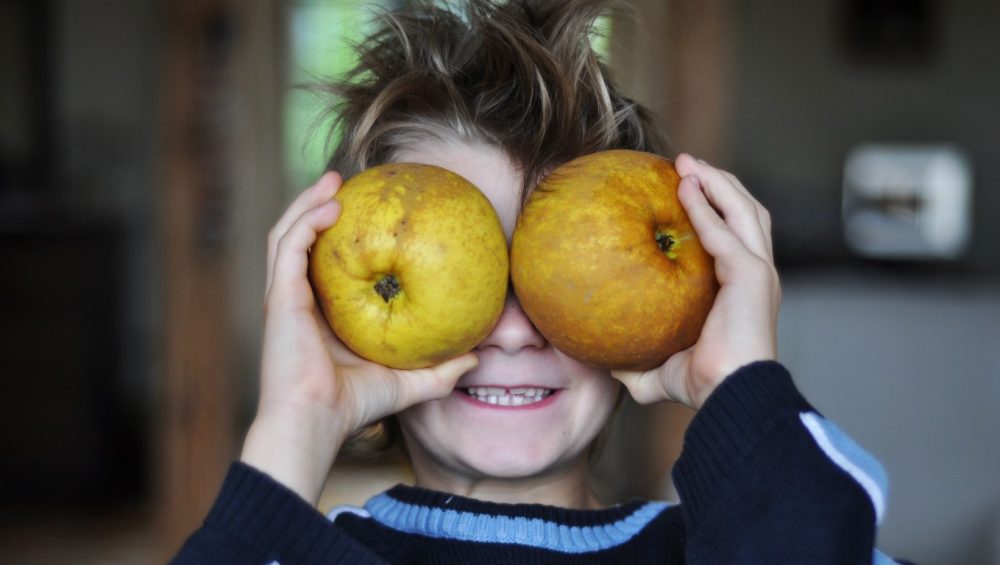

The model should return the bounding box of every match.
[510,150,717,371]
[309,162,508,369]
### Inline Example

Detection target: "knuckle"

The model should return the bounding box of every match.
[744,255,775,281]
[275,229,292,253]
[275,227,305,260]
[757,205,772,223]
[262,288,287,319]
[267,226,283,249]
[761,264,781,294]
[737,197,757,217]
[697,228,727,253]
[760,210,773,231]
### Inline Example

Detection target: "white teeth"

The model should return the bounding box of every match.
[465,386,553,406]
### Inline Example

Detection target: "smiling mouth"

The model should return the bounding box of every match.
[460,387,554,406]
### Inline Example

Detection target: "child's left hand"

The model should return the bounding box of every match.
[612,154,781,410]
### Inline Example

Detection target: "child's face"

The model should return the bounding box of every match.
[392,140,621,501]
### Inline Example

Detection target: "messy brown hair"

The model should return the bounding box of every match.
[321,0,666,458]
[322,0,666,200]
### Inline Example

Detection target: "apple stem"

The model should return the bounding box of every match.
[655,231,675,254]
[374,274,401,303]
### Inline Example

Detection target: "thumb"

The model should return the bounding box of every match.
[611,368,667,405]
[611,349,693,406]
[396,352,479,408]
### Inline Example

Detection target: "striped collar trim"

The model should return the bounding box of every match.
[363,491,671,554]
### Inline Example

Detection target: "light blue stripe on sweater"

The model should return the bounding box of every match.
[363,494,671,553]
[800,412,889,524]
[873,548,901,564]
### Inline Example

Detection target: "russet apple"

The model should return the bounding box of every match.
[510,150,718,371]
[309,162,508,369]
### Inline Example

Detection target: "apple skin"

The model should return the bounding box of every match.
[309,162,508,369]
[510,150,718,371]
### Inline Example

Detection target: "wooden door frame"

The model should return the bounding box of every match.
[156,0,288,557]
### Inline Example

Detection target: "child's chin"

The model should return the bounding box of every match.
[459,446,575,480]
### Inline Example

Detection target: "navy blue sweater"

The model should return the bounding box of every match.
[173,362,902,563]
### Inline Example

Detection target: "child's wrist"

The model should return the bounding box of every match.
[240,405,350,504]
[691,355,777,409]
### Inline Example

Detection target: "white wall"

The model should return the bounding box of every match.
[779,269,1000,564]
[721,3,1000,560]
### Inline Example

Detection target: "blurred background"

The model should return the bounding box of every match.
[0,0,997,563]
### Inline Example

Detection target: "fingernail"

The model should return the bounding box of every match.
[696,158,708,165]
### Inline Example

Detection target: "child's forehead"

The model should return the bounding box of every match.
[396,139,515,175]
[394,142,520,191]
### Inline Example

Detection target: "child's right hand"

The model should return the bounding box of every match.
[612,156,780,411]
[239,172,478,504]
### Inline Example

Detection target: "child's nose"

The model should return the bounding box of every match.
[477,291,546,353]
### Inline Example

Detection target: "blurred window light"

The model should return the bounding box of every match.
[842,144,973,260]
[284,0,398,193]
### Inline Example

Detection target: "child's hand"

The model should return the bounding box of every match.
[240,172,478,503]
[612,154,780,410]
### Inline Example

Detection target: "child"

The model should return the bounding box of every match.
[174,1,902,562]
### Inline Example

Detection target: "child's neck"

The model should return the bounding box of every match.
[409,456,606,509]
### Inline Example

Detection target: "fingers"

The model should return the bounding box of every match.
[266,172,343,294]
[612,368,667,406]
[677,154,771,233]
[675,154,773,262]
[612,350,694,406]
[676,175,745,265]
[266,199,342,309]
[397,353,480,407]
[334,352,479,434]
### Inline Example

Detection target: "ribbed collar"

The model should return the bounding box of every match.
[361,485,671,553]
